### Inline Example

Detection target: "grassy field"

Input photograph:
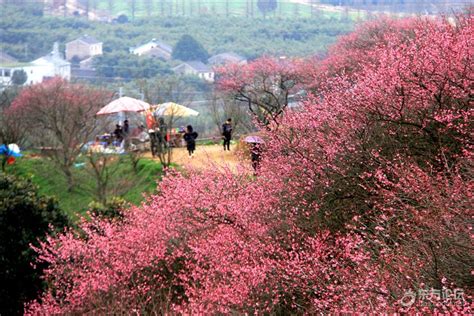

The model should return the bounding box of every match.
[6,145,245,219]
[8,154,164,219]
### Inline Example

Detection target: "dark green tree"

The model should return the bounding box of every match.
[257,0,277,17]
[0,174,70,315]
[171,34,209,62]
[94,53,171,79]
[11,69,27,86]
[70,55,81,68]
[116,14,129,23]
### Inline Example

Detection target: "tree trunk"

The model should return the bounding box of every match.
[98,180,107,204]
[1,157,6,172]
[64,167,75,192]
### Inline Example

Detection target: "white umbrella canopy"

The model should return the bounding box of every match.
[243,135,265,144]
[96,97,151,115]
[153,102,199,117]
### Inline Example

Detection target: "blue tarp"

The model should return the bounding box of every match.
[0,144,22,157]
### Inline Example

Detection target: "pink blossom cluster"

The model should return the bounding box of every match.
[27,14,472,314]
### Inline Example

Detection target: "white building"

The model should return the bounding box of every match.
[172,61,214,82]
[129,39,173,60]
[0,43,70,86]
[0,61,53,86]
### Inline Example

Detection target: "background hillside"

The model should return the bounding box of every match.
[0,3,354,63]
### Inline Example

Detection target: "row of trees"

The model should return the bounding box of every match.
[51,0,321,19]
[24,13,472,314]
[57,0,455,20]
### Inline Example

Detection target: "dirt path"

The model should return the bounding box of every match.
[146,144,250,173]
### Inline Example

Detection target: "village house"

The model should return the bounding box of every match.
[71,67,96,82]
[208,52,247,66]
[0,65,20,86]
[172,61,214,82]
[0,52,18,64]
[78,56,95,69]
[65,35,103,61]
[0,43,70,86]
[0,52,21,86]
[69,50,99,81]
[71,54,98,81]
[129,39,173,60]
[32,43,71,81]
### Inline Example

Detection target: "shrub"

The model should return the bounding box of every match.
[89,197,128,220]
[0,174,69,315]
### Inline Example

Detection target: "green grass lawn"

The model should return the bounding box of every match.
[8,154,164,219]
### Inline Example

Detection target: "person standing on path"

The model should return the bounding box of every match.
[122,120,130,150]
[222,118,233,151]
[123,120,130,136]
[113,124,123,144]
[251,143,262,175]
[183,125,198,157]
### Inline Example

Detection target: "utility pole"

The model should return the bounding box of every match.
[294,2,299,18]
[108,0,114,14]
[118,87,124,124]
[63,0,67,17]
[84,0,90,19]
[130,0,136,20]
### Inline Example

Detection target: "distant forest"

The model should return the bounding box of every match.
[0,4,354,62]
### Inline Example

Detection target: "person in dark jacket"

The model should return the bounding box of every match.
[123,120,130,136]
[183,125,198,157]
[122,120,130,150]
[222,118,232,151]
[251,143,262,174]
[113,124,123,144]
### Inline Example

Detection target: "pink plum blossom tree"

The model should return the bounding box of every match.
[26,14,473,314]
